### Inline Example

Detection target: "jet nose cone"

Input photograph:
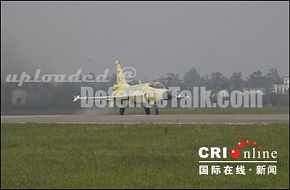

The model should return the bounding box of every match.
[163,91,173,100]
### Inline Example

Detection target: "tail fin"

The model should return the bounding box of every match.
[115,60,129,87]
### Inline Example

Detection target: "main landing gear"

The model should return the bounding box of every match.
[119,108,125,115]
[119,106,159,115]
[144,107,150,115]
[144,105,159,115]
[153,105,159,115]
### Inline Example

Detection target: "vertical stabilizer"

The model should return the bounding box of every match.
[115,60,129,88]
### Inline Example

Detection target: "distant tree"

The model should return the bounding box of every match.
[158,73,183,88]
[246,70,266,88]
[205,72,229,92]
[183,68,204,89]
[229,72,244,90]
[264,68,282,85]
[268,93,289,106]
[246,69,282,88]
[269,93,280,106]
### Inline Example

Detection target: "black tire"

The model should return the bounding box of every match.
[154,107,159,115]
[144,107,150,115]
[119,108,125,115]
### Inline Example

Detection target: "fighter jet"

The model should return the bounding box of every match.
[73,60,175,115]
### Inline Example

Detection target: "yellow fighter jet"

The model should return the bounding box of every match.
[73,60,174,115]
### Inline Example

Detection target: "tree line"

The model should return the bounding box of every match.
[156,68,283,92]
[1,67,288,114]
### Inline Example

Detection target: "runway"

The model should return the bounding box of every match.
[1,114,288,124]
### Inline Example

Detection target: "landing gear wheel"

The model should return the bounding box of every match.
[119,108,125,115]
[144,107,150,115]
[154,106,159,115]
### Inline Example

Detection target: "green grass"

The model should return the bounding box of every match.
[1,123,289,188]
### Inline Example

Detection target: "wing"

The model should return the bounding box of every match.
[73,92,144,102]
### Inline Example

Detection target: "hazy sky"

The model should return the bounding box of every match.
[1,1,289,80]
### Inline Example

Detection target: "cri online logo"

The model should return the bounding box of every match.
[198,140,278,159]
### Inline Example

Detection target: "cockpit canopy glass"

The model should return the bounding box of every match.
[149,82,165,89]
